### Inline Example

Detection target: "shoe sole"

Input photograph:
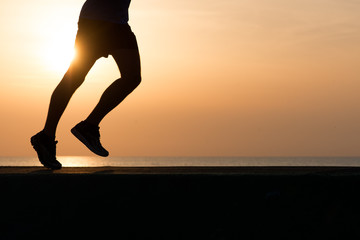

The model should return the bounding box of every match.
[71,127,109,157]
[30,136,62,170]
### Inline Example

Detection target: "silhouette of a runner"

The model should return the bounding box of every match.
[31,0,141,169]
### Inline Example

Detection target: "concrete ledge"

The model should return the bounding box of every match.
[1,167,360,239]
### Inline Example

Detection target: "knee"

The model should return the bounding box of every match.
[62,71,85,90]
[134,75,142,87]
[126,74,142,88]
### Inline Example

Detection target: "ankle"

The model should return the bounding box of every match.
[42,129,56,140]
[84,119,99,128]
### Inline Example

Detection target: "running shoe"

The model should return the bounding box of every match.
[30,131,62,170]
[71,121,109,157]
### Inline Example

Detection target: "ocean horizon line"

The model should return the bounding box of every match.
[0,156,360,167]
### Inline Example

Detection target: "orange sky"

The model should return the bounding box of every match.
[0,0,360,157]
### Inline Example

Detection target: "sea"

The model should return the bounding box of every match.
[0,156,360,167]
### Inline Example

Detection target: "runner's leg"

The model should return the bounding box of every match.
[43,52,99,138]
[85,48,141,126]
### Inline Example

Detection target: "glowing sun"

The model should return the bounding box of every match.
[42,30,76,74]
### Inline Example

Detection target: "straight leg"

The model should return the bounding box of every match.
[43,53,98,138]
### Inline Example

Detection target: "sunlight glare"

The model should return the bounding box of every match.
[58,156,98,167]
[43,34,75,73]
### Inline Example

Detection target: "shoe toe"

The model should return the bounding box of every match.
[96,147,109,157]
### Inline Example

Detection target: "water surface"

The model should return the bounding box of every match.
[1,156,360,167]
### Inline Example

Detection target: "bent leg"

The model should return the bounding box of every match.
[85,48,141,126]
[43,53,98,138]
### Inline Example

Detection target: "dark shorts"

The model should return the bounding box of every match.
[75,18,138,58]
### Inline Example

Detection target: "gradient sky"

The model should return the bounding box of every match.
[0,0,359,157]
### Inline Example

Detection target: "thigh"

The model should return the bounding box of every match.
[66,48,99,80]
[69,26,103,79]
[111,48,141,78]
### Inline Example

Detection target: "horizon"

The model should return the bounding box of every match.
[1,0,360,157]
[1,156,360,168]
